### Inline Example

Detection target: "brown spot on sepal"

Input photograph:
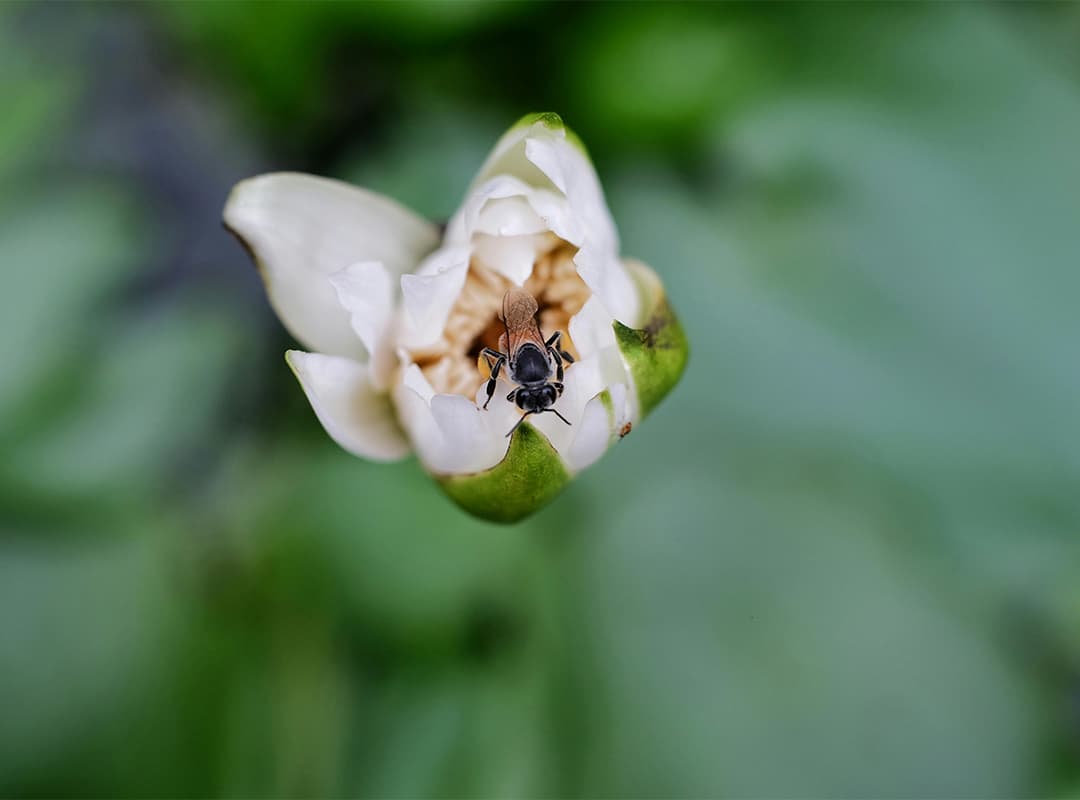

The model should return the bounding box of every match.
[642,310,678,349]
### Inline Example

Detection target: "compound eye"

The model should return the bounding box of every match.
[516,391,528,410]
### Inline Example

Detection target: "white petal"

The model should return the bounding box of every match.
[224,172,438,358]
[286,350,410,461]
[443,176,578,286]
[447,175,569,244]
[564,383,630,472]
[467,118,643,326]
[471,117,619,252]
[399,246,470,347]
[475,195,548,238]
[393,365,513,474]
[529,353,607,454]
[569,295,618,360]
[524,133,618,254]
[575,246,642,328]
[402,360,436,402]
[470,120,558,193]
[430,394,511,473]
[329,262,395,390]
[473,233,551,285]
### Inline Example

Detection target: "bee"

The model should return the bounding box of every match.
[481,287,575,437]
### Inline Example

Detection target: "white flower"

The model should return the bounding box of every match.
[224,113,686,522]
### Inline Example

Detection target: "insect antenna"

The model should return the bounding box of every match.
[505,407,572,437]
[506,411,534,438]
[545,407,571,426]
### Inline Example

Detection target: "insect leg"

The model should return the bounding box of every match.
[552,381,564,396]
[481,347,505,361]
[481,351,506,410]
[549,347,564,382]
[545,330,575,364]
[506,388,518,402]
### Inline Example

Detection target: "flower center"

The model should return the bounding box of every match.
[409,237,591,397]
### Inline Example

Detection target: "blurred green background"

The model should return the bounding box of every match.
[3,2,1080,797]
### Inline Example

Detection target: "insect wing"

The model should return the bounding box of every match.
[502,287,546,353]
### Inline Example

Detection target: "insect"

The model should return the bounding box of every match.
[480,287,575,437]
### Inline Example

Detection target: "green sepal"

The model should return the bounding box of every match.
[614,262,689,417]
[437,422,571,524]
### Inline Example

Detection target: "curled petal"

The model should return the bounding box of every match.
[285,350,410,461]
[474,194,549,238]
[524,131,617,254]
[399,247,470,348]
[444,176,569,285]
[569,295,618,359]
[565,383,633,472]
[469,114,569,194]
[574,244,642,329]
[392,365,516,475]
[472,233,551,286]
[329,262,395,391]
[471,113,615,249]
[468,114,641,326]
[224,172,438,358]
[429,394,513,473]
[528,352,607,454]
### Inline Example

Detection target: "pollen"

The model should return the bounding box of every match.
[408,237,590,397]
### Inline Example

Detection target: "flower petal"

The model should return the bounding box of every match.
[471,114,618,248]
[472,232,551,286]
[430,393,512,473]
[329,261,396,391]
[468,115,643,326]
[612,259,689,417]
[569,295,618,360]
[285,350,410,461]
[470,114,568,193]
[399,246,470,348]
[574,244,642,329]
[474,195,549,238]
[224,172,439,358]
[528,351,607,455]
[524,131,618,254]
[393,365,516,474]
[565,383,633,472]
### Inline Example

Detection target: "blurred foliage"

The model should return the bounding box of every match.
[2,2,1080,797]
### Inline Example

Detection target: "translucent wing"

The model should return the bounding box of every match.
[501,287,546,352]
[502,286,538,330]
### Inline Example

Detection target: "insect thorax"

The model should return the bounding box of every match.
[511,343,551,384]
